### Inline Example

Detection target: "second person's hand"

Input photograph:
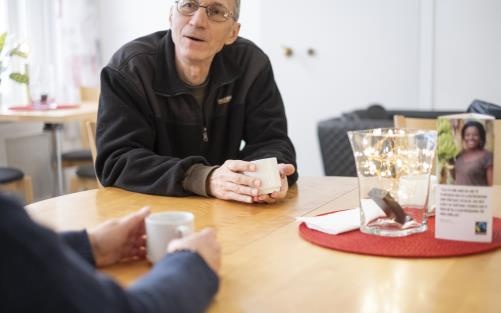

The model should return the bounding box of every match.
[167,228,221,274]
[88,206,150,267]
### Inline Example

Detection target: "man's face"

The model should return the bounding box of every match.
[170,0,240,65]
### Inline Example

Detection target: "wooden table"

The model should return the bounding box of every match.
[26,177,501,313]
[0,102,98,195]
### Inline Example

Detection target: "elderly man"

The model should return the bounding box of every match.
[96,0,297,204]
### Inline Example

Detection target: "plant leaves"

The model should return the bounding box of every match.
[10,47,29,59]
[9,72,29,84]
[0,32,7,54]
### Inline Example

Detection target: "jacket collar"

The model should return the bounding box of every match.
[153,30,242,96]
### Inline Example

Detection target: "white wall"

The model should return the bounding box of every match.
[236,1,262,46]
[433,0,501,109]
[98,0,171,64]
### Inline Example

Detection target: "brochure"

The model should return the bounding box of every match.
[435,113,494,242]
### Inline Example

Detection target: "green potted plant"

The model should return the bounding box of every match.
[0,32,30,106]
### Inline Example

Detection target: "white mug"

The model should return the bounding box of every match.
[145,212,194,264]
[245,157,282,195]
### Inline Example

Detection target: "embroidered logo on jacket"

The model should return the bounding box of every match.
[217,95,232,105]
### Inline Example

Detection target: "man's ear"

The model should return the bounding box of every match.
[225,22,241,45]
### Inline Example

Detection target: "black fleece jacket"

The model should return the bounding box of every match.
[96,30,298,196]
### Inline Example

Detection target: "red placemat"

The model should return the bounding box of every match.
[299,212,501,258]
[9,104,80,111]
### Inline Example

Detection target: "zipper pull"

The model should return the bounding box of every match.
[202,127,209,142]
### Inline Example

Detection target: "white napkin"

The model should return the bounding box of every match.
[297,201,386,235]
[297,209,361,235]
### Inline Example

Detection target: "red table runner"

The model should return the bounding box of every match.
[9,104,80,111]
[299,213,501,258]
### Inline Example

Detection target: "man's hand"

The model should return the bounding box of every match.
[168,228,221,274]
[88,207,150,267]
[208,160,261,203]
[252,163,295,204]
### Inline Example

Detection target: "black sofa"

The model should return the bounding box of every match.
[317,104,460,177]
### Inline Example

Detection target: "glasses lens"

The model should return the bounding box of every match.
[206,4,229,22]
[177,0,198,15]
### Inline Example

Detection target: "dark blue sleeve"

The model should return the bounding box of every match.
[129,251,220,313]
[60,230,96,266]
[0,194,219,313]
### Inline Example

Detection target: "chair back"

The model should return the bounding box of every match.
[85,121,102,188]
[0,167,33,204]
[317,117,394,176]
[393,115,436,130]
[78,87,100,148]
[394,115,501,185]
[80,86,100,102]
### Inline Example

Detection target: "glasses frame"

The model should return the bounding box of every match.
[175,0,236,22]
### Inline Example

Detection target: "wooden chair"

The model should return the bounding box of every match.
[69,121,101,192]
[86,121,98,164]
[62,86,100,169]
[0,167,34,204]
[394,115,501,185]
[66,87,100,193]
[69,164,98,192]
[393,115,437,131]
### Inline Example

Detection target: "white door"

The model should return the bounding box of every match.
[257,0,422,176]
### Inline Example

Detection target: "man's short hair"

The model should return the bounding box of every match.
[234,0,240,21]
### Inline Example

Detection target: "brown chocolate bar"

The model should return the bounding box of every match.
[368,188,412,225]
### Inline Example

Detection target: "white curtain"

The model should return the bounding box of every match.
[54,0,101,102]
[2,0,101,104]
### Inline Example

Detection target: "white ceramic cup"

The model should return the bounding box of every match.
[245,157,282,195]
[145,212,194,264]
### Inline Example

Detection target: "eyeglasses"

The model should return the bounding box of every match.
[175,0,235,23]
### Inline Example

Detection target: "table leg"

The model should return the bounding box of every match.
[44,123,64,196]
